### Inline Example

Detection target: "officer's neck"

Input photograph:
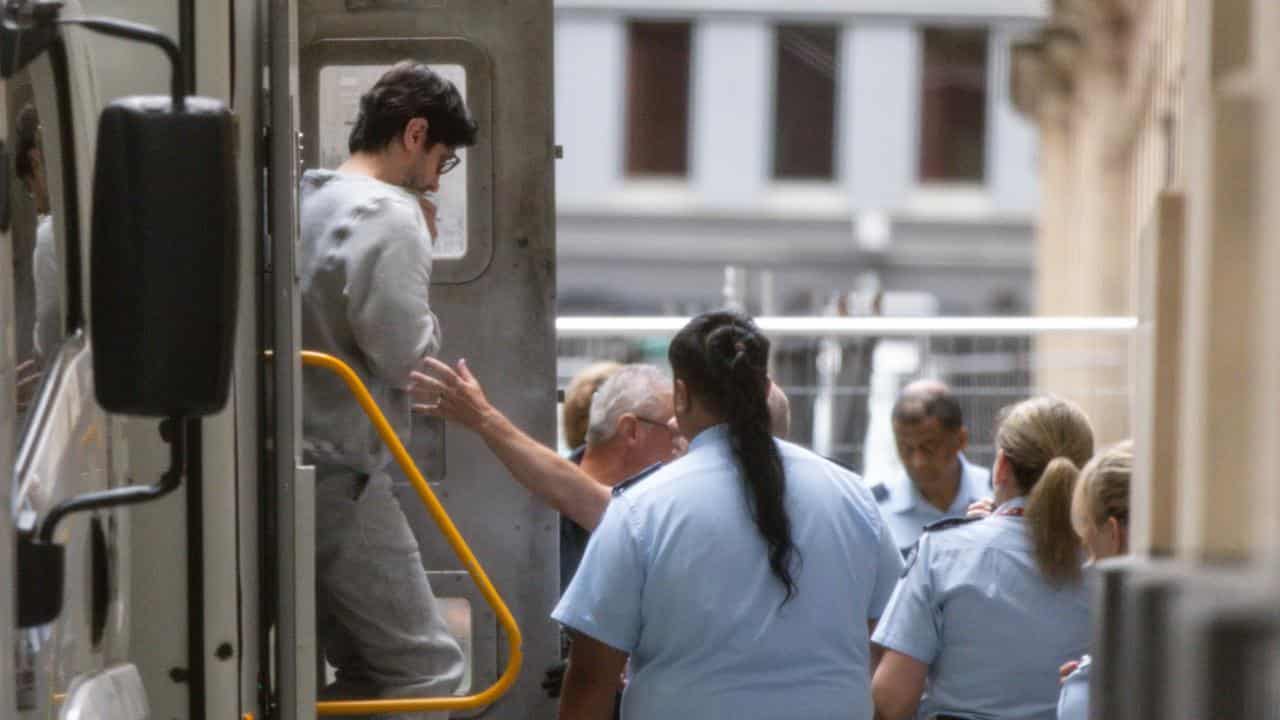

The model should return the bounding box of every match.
[917,459,963,513]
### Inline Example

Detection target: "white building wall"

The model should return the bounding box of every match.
[844,23,919,212]
[555,15,627,202]
[989,24,1040,214]
[691,18,771,207]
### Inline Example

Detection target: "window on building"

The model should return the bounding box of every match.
[918,28,989,183]
[625,21,692,176]
[773,24,839,180]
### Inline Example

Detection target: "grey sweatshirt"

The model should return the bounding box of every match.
[299,169,441,475]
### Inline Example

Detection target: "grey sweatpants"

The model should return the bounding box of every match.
[315,468,463,720]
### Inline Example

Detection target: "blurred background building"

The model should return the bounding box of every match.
[552,0,1134,479]
[554,0,1045,319]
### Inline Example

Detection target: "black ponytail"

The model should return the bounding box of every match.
[670,311,799,603]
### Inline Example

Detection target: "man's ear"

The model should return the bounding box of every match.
[955,426,970,453]
[617,414,639,443]
[403,117,429,151]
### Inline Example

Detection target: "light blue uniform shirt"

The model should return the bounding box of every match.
[875,454,991,555]
[1057,655,1090,720]
[553,425,904,719]
[871,497,1090,720]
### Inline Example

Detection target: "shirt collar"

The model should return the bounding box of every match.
[996,495,1028,513]
[687,423,731,453]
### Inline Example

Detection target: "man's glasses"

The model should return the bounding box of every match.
[439,153,460,176]
[634,415,674,433]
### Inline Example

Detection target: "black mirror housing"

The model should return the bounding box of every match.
[91,95,238,417]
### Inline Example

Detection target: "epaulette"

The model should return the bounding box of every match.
[901,516,981,577]
[611,462,664,496]
[823,455,857,473]
[870,483,889,503]
[922,515,981,533]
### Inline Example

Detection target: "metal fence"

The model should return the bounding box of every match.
[557,316,1135,484]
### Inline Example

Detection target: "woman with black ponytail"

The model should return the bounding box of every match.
[553,311,905,720]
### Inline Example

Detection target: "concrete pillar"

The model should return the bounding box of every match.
[1174,0,1261,561]
[1131,193,1184,556]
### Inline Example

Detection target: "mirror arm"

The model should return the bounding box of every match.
[37,414,186,543]
[56,16,184,109]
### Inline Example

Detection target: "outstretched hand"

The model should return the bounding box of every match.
[409,357,495,433]
[966,497,995,519]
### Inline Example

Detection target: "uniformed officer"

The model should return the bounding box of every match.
[869,379,991,554]
[553,311,903,720]
[871,396,1096,720]
[1058,440,1132,720]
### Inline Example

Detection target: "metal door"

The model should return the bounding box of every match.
[294,2,557,717]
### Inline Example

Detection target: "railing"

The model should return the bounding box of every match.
[301,351,523,715]
[557,316,1136,479]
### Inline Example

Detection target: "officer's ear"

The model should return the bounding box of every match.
[1106,516,1129,555]
[673,379,691,415]
[991,450,1012,493]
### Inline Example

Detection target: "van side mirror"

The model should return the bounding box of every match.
[90,94,238,416]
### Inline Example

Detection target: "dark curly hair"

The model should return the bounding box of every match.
[348,61,478,153]
[669,310,799,603]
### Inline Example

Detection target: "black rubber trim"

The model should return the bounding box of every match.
[47,37,83,335]
[186,417,206,720]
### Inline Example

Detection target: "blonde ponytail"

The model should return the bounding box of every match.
[1026,457,1083,584]
[995,396,1095,586]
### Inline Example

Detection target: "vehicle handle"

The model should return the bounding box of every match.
[302,351,523,715]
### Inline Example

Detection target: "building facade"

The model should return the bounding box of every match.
[554,0,1048,317]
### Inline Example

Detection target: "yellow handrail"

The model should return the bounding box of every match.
[302,351,523,715]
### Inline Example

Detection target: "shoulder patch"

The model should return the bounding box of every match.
[870,483,889,503]
[922,515,981,533]
[611,462,664,496]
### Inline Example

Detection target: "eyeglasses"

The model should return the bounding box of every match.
[634,415,674,433]
[439,152,460,176]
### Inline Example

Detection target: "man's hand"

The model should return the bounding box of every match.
[966,497,995,519]
[1058,659,1081,685]
[410,357,496,432]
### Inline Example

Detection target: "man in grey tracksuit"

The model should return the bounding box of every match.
[299,61,477,719]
